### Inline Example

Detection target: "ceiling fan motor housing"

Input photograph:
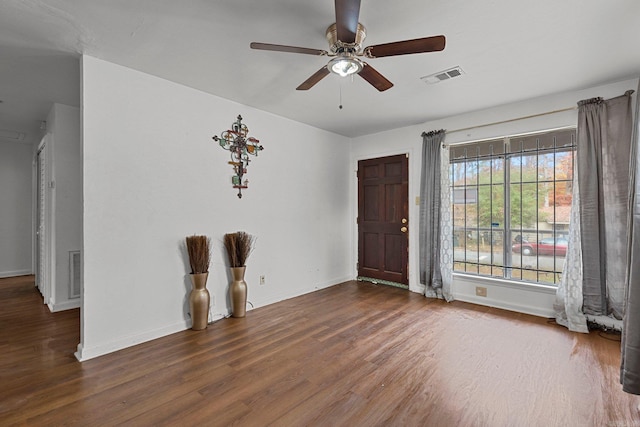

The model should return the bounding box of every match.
[326,23,367,54]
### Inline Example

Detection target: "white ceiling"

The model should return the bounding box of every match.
[1,0,639,145]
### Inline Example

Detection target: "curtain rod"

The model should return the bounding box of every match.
[445,106,577,135]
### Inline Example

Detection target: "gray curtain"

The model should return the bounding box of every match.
[554,161,588,332]
[419,129,446,297]
[621,81,640,394]
[578,91,634,319]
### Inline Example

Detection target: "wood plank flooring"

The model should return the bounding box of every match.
[1,275,639,426]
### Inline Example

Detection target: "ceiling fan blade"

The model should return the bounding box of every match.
[335,0,361,43]
[296,66,330,90]
[365,35,446,58]
[358,63,393,92]
[250,42,327,56]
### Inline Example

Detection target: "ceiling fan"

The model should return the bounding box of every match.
[250,0,445,92]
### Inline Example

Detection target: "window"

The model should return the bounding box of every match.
[450,128,576,286]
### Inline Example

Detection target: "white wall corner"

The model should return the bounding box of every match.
[74,343,84,361]
[409,282,426,294]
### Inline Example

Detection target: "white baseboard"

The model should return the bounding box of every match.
[454,293,555,318]
[250,275,352,310]
[0,269,33,278]
[75,277,351,362]
[48,299,80,312]
[408,283,555,318]
[209,313,227,323]
[409,283,426,294]
[75,319,190,362]
[443,274,557,318]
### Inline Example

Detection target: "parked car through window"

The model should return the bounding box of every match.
[512,237,568,256]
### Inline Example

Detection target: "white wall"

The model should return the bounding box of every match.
[350,77,639,317]
[46,104,82,311]
[0,141,33,277]
[78,55,352,360]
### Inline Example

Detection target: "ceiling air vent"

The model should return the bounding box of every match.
[0,129,26,142]
[421,66,465,84]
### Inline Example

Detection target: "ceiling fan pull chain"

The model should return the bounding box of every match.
[339,81,343,110]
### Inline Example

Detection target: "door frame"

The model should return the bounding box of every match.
[34,134,54,305]
[352,147,417,290]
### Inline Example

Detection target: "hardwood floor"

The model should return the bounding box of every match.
[1,275,639,426]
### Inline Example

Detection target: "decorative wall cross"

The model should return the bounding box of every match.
[212,115,264,198]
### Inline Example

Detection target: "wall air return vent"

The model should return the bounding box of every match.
[0,129,26,142]
[69,251,81,299]
[421,66,465,84]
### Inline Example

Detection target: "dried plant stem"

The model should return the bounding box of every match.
[223,231,255,267]
[186,235,211,274]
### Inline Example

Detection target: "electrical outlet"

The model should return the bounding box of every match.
[259,275,265,285]
[475,286,487,297]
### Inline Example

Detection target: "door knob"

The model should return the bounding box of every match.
[401,226,408,233]
[402,218,407,224]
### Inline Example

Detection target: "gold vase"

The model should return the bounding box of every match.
[189,272,210,330]
[229,266,247,318]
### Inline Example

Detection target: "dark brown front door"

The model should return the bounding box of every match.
[358,154,409,285]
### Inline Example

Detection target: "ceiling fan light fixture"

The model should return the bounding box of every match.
[328,56,363,77]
